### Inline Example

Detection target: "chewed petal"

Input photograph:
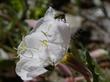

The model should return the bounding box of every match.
[16,66,47,80]
[16,58,48,80]
[27,67,47,78]
[16,59,32,80]
[16,68,32,80]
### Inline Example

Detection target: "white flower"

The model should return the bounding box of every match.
[16,7,71,80]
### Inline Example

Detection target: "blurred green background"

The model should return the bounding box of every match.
[0,0,49,54]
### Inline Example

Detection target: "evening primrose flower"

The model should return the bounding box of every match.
[16,7,71,80]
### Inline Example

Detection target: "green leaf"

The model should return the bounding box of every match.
[85,49,99,82]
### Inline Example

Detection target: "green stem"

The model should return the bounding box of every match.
[85,50,99,82]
